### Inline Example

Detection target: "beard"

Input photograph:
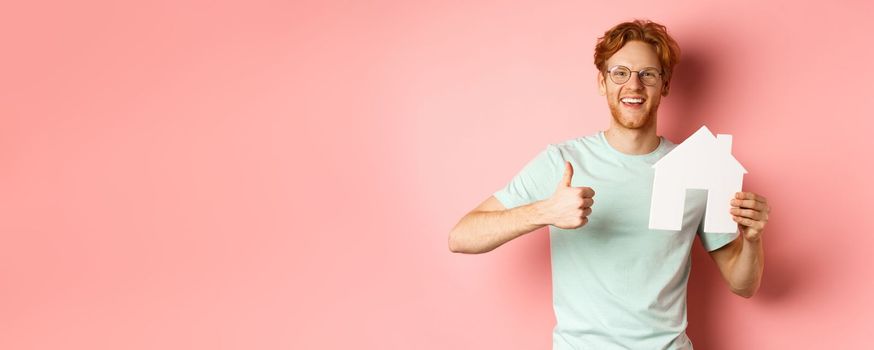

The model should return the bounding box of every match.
[607,99,658,130]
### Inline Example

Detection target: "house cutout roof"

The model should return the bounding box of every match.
[653,125,747,174]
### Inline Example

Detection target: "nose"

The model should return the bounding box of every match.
[625,71,644,89]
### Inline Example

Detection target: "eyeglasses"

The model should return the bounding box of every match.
[605,65,663,86]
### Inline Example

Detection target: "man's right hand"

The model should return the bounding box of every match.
[449,160,595,253]
[538,161,595,229]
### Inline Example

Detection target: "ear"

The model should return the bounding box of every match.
[661,80,670,96]
[598,71,606,96]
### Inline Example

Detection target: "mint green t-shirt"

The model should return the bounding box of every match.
[494,132,738,350]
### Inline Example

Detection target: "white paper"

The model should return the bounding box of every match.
[649,126,747,233]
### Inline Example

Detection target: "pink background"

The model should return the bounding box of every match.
[2,0,873,348]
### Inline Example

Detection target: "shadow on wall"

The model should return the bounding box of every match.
[672,44,807,349]
[686,206,807,349]
[659,44,711,140]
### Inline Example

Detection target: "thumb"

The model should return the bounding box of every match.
[560,161,574,187]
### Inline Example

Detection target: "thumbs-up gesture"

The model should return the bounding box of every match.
[540,161,595,229]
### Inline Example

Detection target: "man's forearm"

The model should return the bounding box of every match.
[448,201,549,254]
[728,237,765,298]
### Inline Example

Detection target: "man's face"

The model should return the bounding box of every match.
[598,41,666,130]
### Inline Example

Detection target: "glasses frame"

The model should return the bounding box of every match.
[605,65,663,86]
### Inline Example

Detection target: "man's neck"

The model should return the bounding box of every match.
[604,124,660,155]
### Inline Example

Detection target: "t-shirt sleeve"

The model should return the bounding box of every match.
[697,224,740,252]
[493,144,565,209]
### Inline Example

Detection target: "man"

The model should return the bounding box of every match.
[448,20,770,349]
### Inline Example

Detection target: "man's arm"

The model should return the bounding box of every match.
[448,196,546,254]
[449,162,594,254]
[709,191,770,298]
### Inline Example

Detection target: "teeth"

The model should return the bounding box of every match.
[621,97,644,104]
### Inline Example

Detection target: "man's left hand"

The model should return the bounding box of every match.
[730,192,770,242]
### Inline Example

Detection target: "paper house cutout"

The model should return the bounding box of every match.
[648,126,747,233]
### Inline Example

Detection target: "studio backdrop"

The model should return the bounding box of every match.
[1,0,872,349]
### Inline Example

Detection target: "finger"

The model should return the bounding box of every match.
[732,215,756,227]
[736,191,767,203]
[735,215,766,230]
[731,199,765,211]
[730,208,764,221]
[560,161,574,187]
[580,197,594,209]
[580,187,595,198]
[582,207,593,217]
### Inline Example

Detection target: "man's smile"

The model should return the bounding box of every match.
[620,96,646,109]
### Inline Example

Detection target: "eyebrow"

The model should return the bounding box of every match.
[609,64,662,71]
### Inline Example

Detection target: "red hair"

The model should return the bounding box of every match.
[594,19,681,95]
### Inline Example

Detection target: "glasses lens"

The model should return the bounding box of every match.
[639,69,661,86]
[609,66,631,84]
